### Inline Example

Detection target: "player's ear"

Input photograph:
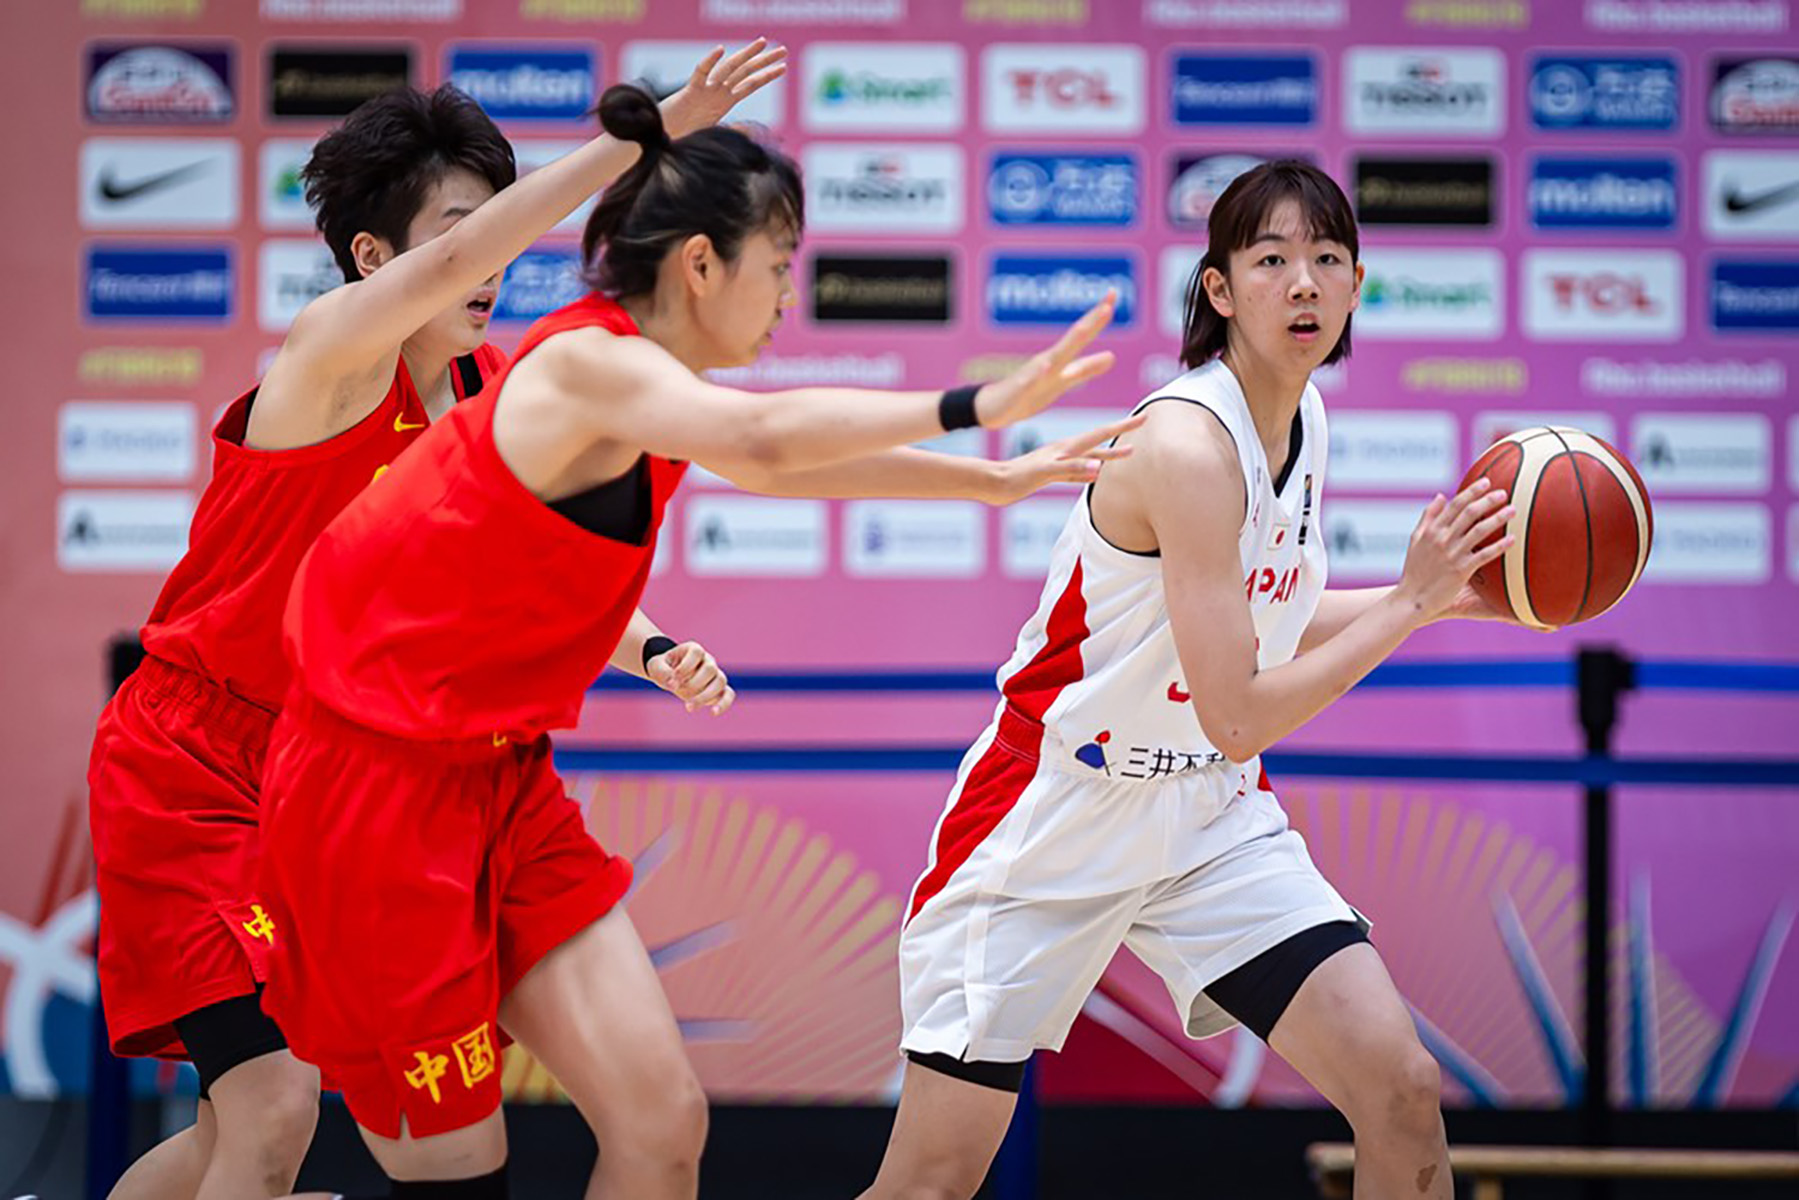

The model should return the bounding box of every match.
[677,233,718,295]
[1201,265,1233,320]
[1349,261,1365,313]
[350,232,390,280]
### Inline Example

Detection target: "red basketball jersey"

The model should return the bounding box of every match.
[285,294,688,742]
[140,346,507,710]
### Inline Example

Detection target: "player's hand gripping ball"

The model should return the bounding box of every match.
[1459,426,1653,630]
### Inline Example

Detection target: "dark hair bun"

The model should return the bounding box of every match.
[598,84,670,151]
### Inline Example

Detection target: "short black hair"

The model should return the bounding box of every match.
[1180,160,1360,369]
[303,84,517,284]
[581,84,803,299]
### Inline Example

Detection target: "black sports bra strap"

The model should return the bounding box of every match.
[453,352,484,400]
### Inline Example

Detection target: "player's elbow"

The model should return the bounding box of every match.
[1196,710,1262,764]
[732,403,789,475]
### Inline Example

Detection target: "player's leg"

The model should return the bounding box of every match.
[856,1057,1021,1200]
[1263,944,1449,1200]
[498,909,707,1200]
[104,1101,215,1200]
[192,1053,321,1199]
[489,751,705,1199]
[1130,823,1448,1200]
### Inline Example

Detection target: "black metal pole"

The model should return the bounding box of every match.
[87,636,144,1200]
[1576,646,1634,1200]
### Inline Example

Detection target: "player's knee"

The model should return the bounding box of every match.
[603,1068,708,1173]
[1375,1043,1442,1135]
[224,1074,318,1183]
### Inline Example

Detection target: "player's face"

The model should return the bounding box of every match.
[1216,198,1361,373]
[403,167,502,356]
[698,227,799,368]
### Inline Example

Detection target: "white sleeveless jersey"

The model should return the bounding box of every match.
[996,359,1329,785]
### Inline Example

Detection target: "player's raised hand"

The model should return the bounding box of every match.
[647,641,737,715]
[1396,478,1515,623]
[659,38,788,138]
[987,413,1145,505]
[972,293,1118,430]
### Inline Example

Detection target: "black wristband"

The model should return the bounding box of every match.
[641,635,678,672]
[938,384,982,432]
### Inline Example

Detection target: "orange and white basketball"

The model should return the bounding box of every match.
[1460,427,1653,629]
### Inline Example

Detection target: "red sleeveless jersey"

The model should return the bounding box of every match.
[285,294,688,742]
[140,346,507,711]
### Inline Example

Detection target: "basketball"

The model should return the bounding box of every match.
[1460,427,1654,629]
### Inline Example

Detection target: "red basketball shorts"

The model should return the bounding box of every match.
[87,656,279,1060]
[258,691,633,1139]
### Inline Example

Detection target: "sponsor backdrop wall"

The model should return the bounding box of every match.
[2,0,1796,1111]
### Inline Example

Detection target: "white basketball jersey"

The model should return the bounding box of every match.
[996,359,1329,784]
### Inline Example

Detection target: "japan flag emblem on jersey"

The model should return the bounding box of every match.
[1268,519,1292,550]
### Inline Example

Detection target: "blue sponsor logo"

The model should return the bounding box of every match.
[987,153,1138,227]
[447,46,596,121]
[1528,157,1678,230]
[493,249,584,323]
[85,247,232,320]
[986,254,1136,327]
[1529,56,1679,131]
[1171,54,1317,127]
[1711,260,1799,331]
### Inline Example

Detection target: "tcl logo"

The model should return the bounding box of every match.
[1548,273,1661,314]
[1004,68,1119,109]
[983,44,1144,133]
[1522,249,1683,341]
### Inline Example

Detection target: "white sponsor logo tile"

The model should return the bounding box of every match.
[1630,412,1771,494]
[621,41,784,128]
[803,143,965,233]
[58,490,194,571]
[803,43,965,133]
[80,138,239,229]
[1320,499,1420,582]
[1522,249,1684,341]
[1703,150,1799,240]
[1357,248,1504,339]
[1344,47,1506,137]
[59,402,196,482]
[685,495,827,576]
[1002,495,1077,578]
[844,500,986,577]
[258,239,341,333]
[1642,501,1770,584]
[981,43,1145,133]
[259,138,317,231]
[1327,410,1457,489]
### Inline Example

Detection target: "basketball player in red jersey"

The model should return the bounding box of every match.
[86,47,781,1200]
[263,86,1122,1199]
[859,162,1521,1200]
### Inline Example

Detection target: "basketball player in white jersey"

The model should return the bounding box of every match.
[859,161,1518,1200]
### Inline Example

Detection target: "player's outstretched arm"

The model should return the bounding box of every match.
[278,41,787,387]
[1147,406,1514,762]
[524,296,1115,480]
[717,414,1144,504]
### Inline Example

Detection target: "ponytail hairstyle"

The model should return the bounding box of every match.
[581,84,803,299]
[1179,159,1360,369]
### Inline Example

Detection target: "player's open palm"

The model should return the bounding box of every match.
[660,39,788,137]
[1397,478,1515,622]
[990,413,1145,505]
[973,293,1118,429]
[648,641,737,715]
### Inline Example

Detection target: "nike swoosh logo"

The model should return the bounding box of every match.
[394,415,426,433]
[1724,180,1799,214]
[96,160,213,203]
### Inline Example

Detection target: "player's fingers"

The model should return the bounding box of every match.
[729,44,786,84]
[1056,350,1116,390]
[1467,533,1515,570]
[1459,506,1515,553]
[734,64,788,97]
[692,674,730,707]
[714,37,768,82]
[1058,413,1145,455]
[687,46,727,88]
[1042,292,1117,369]
[1067,444,1135,464]
[1449,488,1508,538]
[711,686,738,716]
